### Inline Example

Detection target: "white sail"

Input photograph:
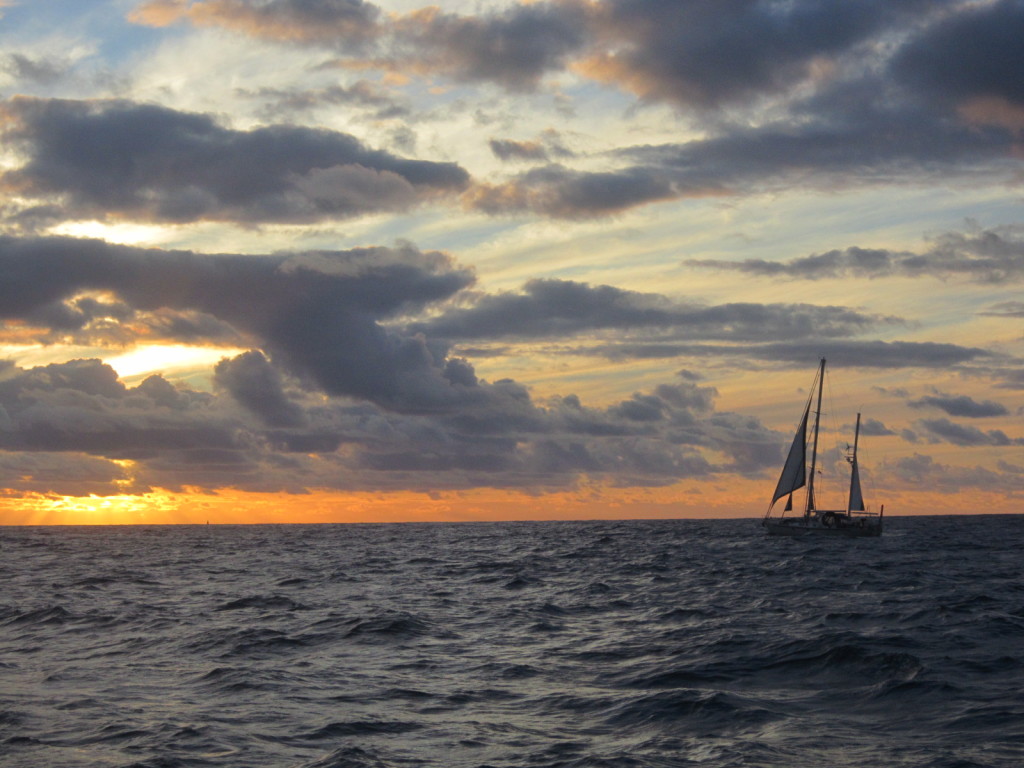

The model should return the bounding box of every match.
[848,461,865,511]
[771,405,808,506]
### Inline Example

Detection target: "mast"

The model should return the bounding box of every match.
[805,357,826,517]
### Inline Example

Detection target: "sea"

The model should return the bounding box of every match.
[1,516,1022,768]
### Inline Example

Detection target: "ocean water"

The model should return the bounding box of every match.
[1,517,1022,768]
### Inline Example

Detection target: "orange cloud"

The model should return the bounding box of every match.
[959,96,1024,133]
[128,0,190,27]
[130,0,381,45]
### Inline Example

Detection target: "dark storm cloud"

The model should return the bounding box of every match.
[0,356,785,496]
[347,374,780,490]
[0,271,793,496]
[388,2,588,92]
[891,0,1024,113]
[0,355,371,494]
[0,97,469,224]
[583,0,936,109]
[0,235,476,411]
[908,393,1009,419]
[214,350,306,428]
[0,359,234,461]
[413,278,887,343]
[686,226,1024,283]
[917,418,1024,447]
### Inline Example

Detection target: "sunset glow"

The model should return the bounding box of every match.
[105,344,242,380]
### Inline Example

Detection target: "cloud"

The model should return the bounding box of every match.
[214,349,306,428]
[580,0,934,110]
[994,368,1024,390]
[216,1,588,90]
[388,3,589,92]
[916,418,1024,447]
[128,0,946,114]
[465,164,683,218]
[0,359,234,467]
[118,1,1024,228]
[885,452,1024,494]
[2,53,71,85]
[346,372,781,488]
[0,232,808,497]
[130,0,382,47]
[588,340,993,370]
[411,278,887,343]
[0,355,785,497]
[891,0,1024,128]
[685,226,1024,283]
[858,417,896,437]
[908,393,1009,418]
[445,1,1023,219]
[0,235,477,411]
[0,232,1002,499]
[489,139,550,163]
[980,301,1024,318]
[238,81,410,121]
[466,101,1019,217]
[1,292,243,348]
[407,279,1000,374]
[495,1,1024,222]
[0,97,469,225]
[133,0,589,91]
[0,449,137,497]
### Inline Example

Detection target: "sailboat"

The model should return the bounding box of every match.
[762,358,883,537]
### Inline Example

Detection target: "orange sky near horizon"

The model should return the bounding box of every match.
[0,479,1011,526]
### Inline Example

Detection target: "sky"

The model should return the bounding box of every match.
[0,0,1022,525]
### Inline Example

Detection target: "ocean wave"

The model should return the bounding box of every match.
[216,595,310,612]
[2,516,1023,768]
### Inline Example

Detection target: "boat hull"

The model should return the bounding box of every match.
[764,519,881,538]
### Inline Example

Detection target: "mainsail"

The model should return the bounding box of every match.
[847,413,865,512]
[771,404,808,506]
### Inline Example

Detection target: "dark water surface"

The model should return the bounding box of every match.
[2,516,1022,768]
